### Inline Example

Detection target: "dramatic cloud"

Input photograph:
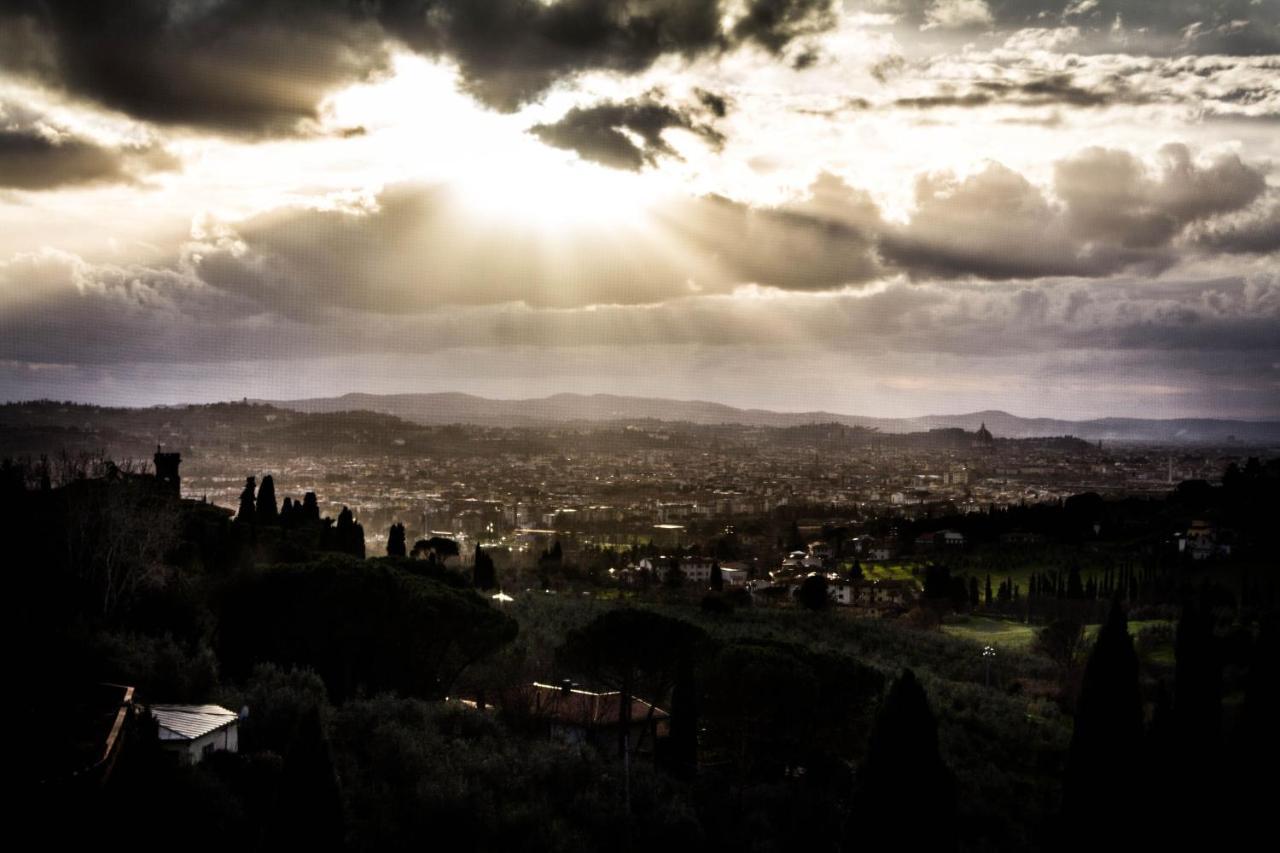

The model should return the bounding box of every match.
[0,1,392,136]
[2,2,1278,416]
[1055,144,1267,248]
[0,0,838,134]
[882,145,1268,280]
[189,175,883,311]
[531,95,725,171]
[0,101,177,189]
[1193,194,1280,255]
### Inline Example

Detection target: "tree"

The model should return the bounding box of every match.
[848,558,863,581]
[787,519,803,552]
[472,544,497,590]
[709,560,723,592]
[1062,599,1143,840]
[386,522,406,557]
[237,476,256,523]
[797,574,829,611]
[558,609,705,762]
[848,669,955,850]
[984,573,993,607]
[1067,564,1084,599]
[266,707,344,852]
[256,474,279,525]
[663,556,684,589]
[1033,617,1086,694]
[333,506,364,558]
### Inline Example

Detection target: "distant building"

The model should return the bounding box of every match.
[151,704,239,765]
[153,446,181,497]
[973,422,995,450]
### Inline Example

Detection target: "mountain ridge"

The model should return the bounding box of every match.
[254,392,1280,443]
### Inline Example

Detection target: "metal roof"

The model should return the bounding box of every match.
[150,704,238,741]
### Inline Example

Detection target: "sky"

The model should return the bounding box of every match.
[0,0,1278,419]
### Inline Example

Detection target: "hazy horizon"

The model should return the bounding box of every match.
[6,383,1279,424]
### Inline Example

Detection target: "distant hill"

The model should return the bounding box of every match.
[258,392,1280,444]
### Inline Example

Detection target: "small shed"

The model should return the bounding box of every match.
[151,704,239,765]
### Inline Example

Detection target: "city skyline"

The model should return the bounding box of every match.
[2,2,1278,418]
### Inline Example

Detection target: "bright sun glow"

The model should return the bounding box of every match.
[324,53,673,231]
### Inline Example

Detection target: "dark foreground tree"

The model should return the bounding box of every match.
[1062,599,1142,842]
[386,522,406,557]
[848,668,955,850]
[256,474,278,525]
[797,574,829,610]
[558,608,705,762]
[219,557,515,699]
[236,476,256,523]
[472,544,497,590]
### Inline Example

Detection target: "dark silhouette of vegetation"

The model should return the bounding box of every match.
[1063,599,1142,843]
[797,573,829,610]
[386,522,406,557]
[473,543,497,590]
[848,668,955,850]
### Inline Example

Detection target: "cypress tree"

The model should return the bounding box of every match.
[302,491,320,522]
[256,474,279,525]
[1063,599,1143,842]
[386,522,406,557]
[710,560,724,592]
[236,476,256,523]
[848,669,955,850]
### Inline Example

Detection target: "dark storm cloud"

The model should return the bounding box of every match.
[0,101,178,189]
[0,130,176,189]
[0,1,837,134]
[0,1,392,136]
[731,0,837,53]
[530,96,725,171]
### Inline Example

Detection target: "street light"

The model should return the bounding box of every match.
[982,645,996,687]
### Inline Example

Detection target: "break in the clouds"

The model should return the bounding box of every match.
[1,1,1278,418]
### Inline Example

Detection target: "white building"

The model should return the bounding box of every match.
[151,704,240,765]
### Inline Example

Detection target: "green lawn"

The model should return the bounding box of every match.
[942,617,1039,650]
[943,616,1175,657]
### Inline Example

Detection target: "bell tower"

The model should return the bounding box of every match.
[154,444,181,497]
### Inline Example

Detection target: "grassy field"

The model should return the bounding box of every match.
[943,615,1175,659]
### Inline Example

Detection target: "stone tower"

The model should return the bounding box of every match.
[154,445,181,497]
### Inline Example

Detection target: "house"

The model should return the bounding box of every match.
[503,681,668,753]
[151,704,240,765]
[718,561,751,587]
[638,556,719,584]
